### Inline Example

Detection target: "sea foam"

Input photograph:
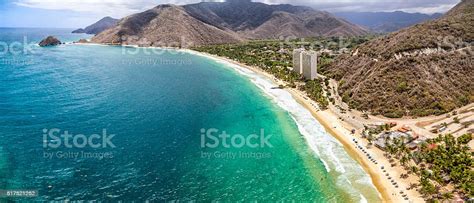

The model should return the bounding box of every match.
[185,50,378,202]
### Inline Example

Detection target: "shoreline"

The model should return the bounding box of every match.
[184,49,411,203]
[288,90,397,203]
[72,43,418,202]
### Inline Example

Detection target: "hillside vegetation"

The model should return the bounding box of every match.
[194,37,373,109]
[326,0,473,118]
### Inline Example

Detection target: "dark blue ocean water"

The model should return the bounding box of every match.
[0,28,377,202]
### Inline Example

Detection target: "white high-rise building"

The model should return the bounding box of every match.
[302,51,317,80]
[292,49,317,80]
[292,49,304,74]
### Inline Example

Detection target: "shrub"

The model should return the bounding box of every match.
[397,81,409,92]
[384,109,404,118]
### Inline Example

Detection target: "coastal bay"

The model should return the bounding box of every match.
[0,28,377,201]
[185,49,425,202]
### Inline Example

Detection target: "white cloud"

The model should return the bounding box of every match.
[274,0,460,13]
[392,4,458,13]
[14,0,185,17]
[14,0,461,17]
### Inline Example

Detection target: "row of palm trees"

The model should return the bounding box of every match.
[381,133,473,201]
[194,41,331,108]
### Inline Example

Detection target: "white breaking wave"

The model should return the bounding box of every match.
[64,44,379,201]
[184,50,378,202]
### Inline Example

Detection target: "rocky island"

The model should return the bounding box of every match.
[75,39,89,43]
[39,36,61,47]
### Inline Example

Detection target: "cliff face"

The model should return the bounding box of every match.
[326,0,474,118]
[91,1,368,46]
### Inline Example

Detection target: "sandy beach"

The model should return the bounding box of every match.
[72,43,420,202]
[290,91,424,203]
[187,49,425,203]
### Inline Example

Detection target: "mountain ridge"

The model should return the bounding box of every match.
[91,1,368,46]
[335,11,443,33]
[72,17,119,35]
[91,5,242,46]
[326,0,473,118]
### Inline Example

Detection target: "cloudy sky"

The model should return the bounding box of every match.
[0,0,461,28]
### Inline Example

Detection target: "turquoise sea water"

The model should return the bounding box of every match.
[0,28,380,201]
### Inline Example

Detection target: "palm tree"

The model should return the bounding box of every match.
[367,133,374,147]
[410,165,419,175]
[440,192,453,202]
[400,154,409,167]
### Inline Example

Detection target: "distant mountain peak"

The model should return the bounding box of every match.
[223,0,253,4]
[72,17,119,35]
[155,4,177,9]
